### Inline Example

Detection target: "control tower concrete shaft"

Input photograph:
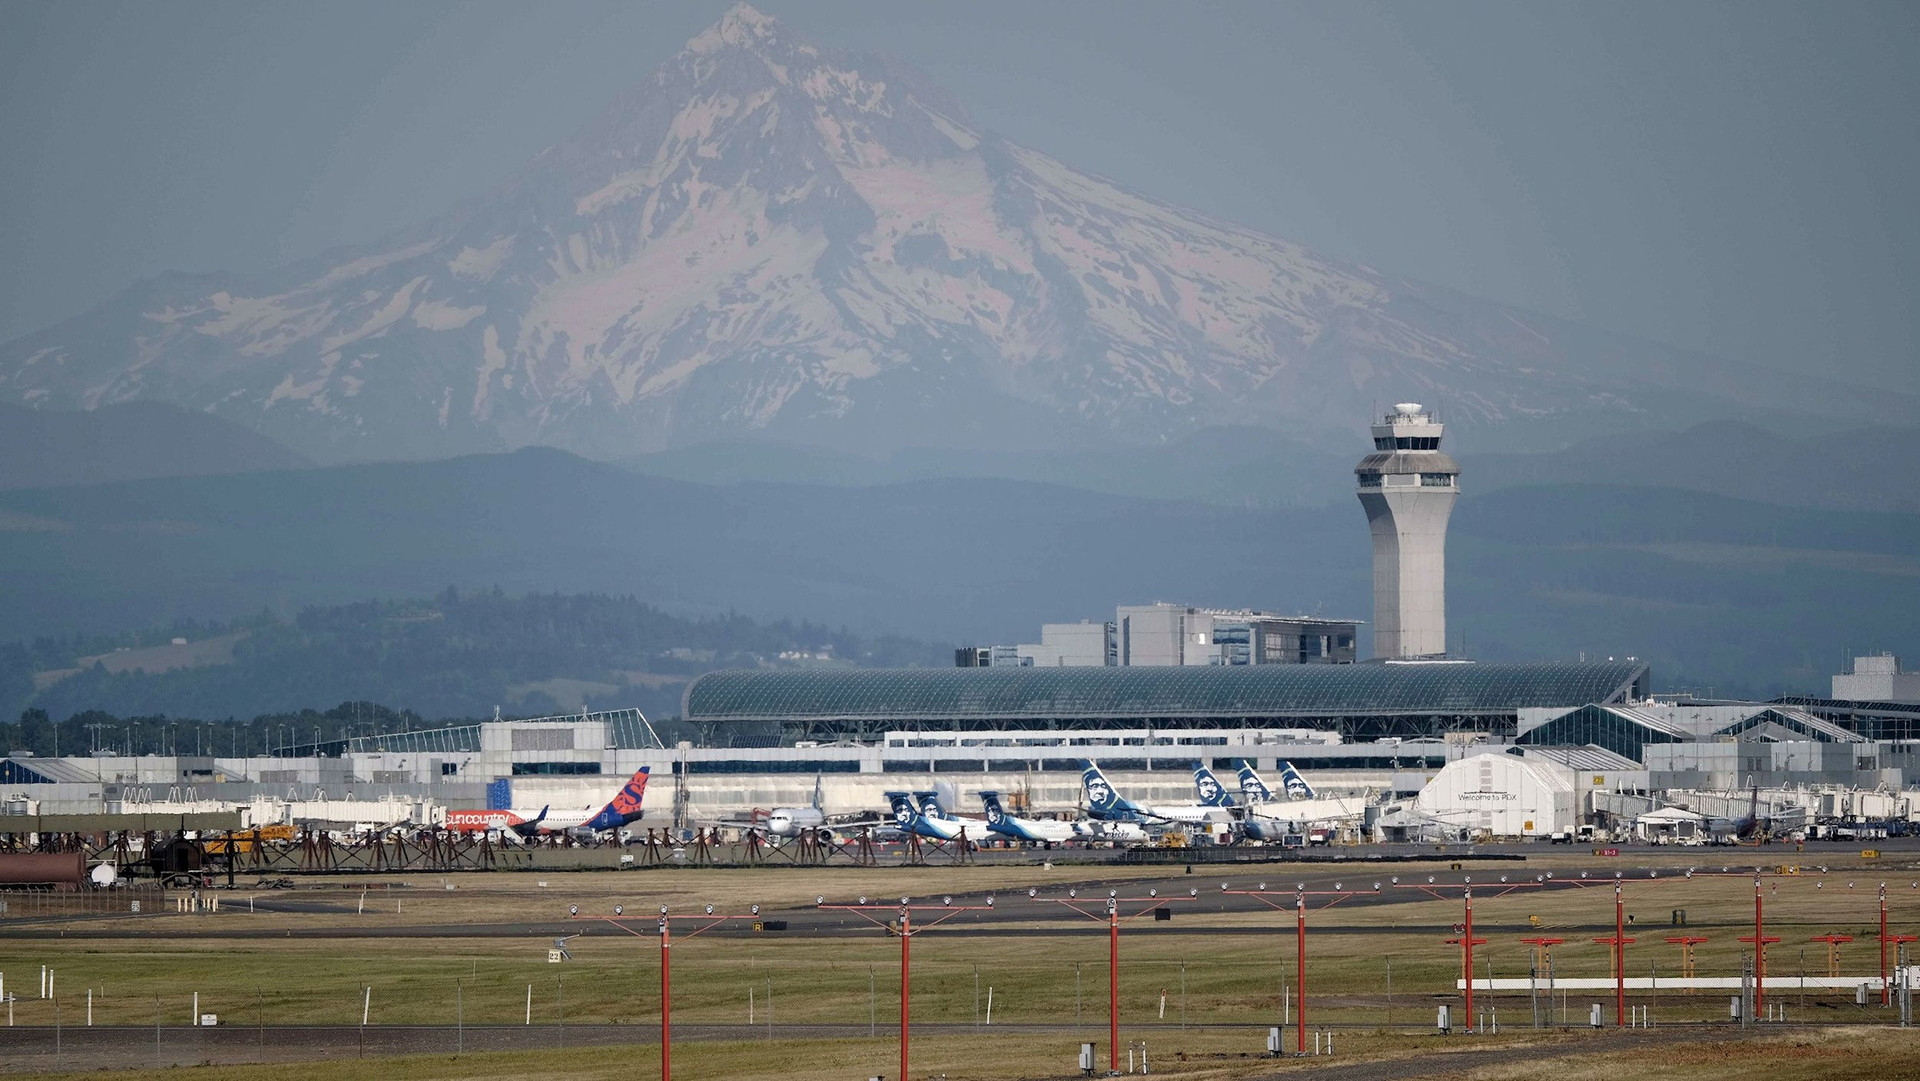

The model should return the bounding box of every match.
[1355,403,1460,659]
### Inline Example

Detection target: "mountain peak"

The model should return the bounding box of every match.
[0,6,1890,465]
[688,3,785,56]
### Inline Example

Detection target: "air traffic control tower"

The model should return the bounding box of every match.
[1355,403,1459,658]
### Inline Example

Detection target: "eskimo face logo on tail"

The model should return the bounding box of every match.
[889,795,916,826]
[1084,776,1114,810]
[1280,762,1315,800]
[1237,763,1272,803]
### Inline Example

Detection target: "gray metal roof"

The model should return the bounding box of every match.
[684,660,1648,723]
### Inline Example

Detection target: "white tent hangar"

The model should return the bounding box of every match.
[1411,753,1574,838]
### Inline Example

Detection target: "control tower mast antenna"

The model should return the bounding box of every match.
[1354,403,1461,659]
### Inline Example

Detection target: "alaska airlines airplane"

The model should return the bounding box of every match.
[1236,760,1316,803]
[446,767,650,839]
[885,791,971,842]
[1072,818,1150,843]
[1193,765,1237,808]
[980,791,1076,846]
[1080,761,1220,825]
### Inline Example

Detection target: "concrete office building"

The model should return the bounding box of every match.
[1356,403,1459,659]
[966,604,1359,668]
[1833,654,1920,703]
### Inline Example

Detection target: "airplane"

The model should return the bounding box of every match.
[980,790,1076,846]
[1071,818,1150,843]
[885,791,973,842]
[714,777,885,843]
[1193,765,1237,808]
[1235,760,1315,803]
[1709,785,1790,844]
[915,790,989,837]
[1080,761,1222,826]
[445,767,650,840]
[1233,761,1361,842]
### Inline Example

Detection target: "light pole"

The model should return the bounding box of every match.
[1224,880,1369,1052]
[1738,876,1779,1018]
[574,903,759,1081]
[1397,873,1544,1032]
[819,893,997,1081]
[1044,886,1195,1074]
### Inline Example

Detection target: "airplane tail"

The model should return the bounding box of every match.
[510,805,551,838]
[1279,761,1316,800]
[1081,761,1129,818]
[811,774,825,811]
[914,790,946,819]
[583,766,651,832]
[886,791,922,830]
[1193,766,1235,807]
[980,790,1008,826]
[1236,761,1274,803]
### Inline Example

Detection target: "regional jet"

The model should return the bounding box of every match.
[979,790,1076,846]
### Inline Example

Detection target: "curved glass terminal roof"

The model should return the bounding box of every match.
[685,661,1648,723]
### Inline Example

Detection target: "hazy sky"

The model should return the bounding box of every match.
[2,1,1914,393]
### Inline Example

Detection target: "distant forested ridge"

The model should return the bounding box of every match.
[0,589,947,746]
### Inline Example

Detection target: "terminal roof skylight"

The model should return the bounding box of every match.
[685,661,1649,723]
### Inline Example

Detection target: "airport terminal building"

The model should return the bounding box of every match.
[680,660,1653,746]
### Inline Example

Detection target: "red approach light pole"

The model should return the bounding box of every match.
[1738,876,1780,1017]
[820,894,996,1081]
[1398,872,1543,1033]
[1048,886,1195,1074]
[1446,889,1490,1030]
[1664,936,1709,989]
[1810,934,1854,979]
[1588,883,1636,1027]
[1224,880,1368,1053]
[583,903,760,1081]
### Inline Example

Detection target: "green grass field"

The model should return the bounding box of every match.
[2,852,1916,1079]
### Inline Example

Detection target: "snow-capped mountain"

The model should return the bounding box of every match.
[0,5,1890,462]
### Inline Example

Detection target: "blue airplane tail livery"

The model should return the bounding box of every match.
[1081,761,1141,820]
[1236,761,1274,803]
[886,791,922,830]
[583,766,652,833]
[1279,761,1316,800]
[914,790,950,820]
[980,790,1010,827]
[1193,766,1235,807]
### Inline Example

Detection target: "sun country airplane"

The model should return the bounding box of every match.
[446,767,650,839]
[979,790,1076,846]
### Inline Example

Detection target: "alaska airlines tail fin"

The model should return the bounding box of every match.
[811,774,825,811]
[1081,761,1133,819]
[1193,766,1235,807]
[1236,761,1274,804]
[1278,761,1316,800]
[980,790,1009,827]
[915,790,950,820]
[583,766,651,832]
[886,791,922,830]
